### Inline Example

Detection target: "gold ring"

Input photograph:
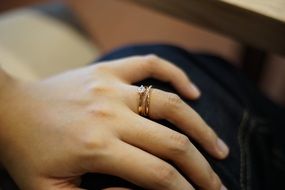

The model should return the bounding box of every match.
[137,85,152,117]
[143,85,152,116]
[138,85,146,115]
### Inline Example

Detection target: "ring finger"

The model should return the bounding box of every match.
[122,84,229,159]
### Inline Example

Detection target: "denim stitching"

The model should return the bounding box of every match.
[239,110,250,190]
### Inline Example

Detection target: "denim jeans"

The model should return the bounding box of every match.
[80,44,285,190]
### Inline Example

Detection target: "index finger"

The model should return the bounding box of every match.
[97,55,201,99]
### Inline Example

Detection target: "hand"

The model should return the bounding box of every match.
[0,55,228,190]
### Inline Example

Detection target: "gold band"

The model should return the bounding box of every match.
[137,85,152,117]
[138,85,146,115]
[143,85,152,116]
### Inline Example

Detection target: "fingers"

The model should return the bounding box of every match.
[125,85,229,159]
[118,111,223,190]
[99,55,200,99]
[150,89,229,159]
[93,140,194,190]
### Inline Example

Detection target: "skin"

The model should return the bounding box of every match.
[0,55,229,190]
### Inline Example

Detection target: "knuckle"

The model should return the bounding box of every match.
[152,164,176,187]
[79,134,115,171]
[203,126,217,143]
[208,172,222,190]
[140,54,161,78]
[145,54,159,62]
[143,54,159,69]
[94,64,110,73]
[169,133,191,154]
[88,106,114,119]
[81,135,108,151]
[91,85,111,94]
[165,93,183,110]
[88,83,117,97]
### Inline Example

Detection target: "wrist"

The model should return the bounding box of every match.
[0,67,15,94]
[0,67,17,114]
[0,67,19,162]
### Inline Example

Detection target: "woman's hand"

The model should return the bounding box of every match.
[0,55,228,190]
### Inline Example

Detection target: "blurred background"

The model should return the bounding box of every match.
[0,0,284,106]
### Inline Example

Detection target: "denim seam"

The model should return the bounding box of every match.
[239,112,269,190]
[244,118,256,190]
[239,110,250,190]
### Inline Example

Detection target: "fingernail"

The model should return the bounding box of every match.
[217,138,229,157]
[221,185,228,190]
[189,83,201,97]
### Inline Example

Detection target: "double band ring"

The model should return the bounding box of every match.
[137,85,152,117]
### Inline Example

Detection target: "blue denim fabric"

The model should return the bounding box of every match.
[80,44,285,190]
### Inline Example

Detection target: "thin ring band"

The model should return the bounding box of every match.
[137,85,152,117]
[143,85,152,116]
[138,85,146,115]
